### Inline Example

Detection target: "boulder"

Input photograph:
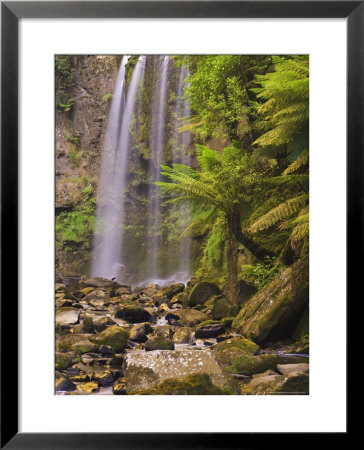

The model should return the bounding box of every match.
[89,325,129,352]
[71,340,98,354]
[93,316,116,333]
[92,371,114,387]
[195,323,225,339]
[129,322,153,343]
[273,371,309,394]
[144,336,175,351]
[276,363,309,375]
[211,337,260,367]
[166,308,208,326]
[161,283,185,299]
[115,286,132,295]
[232,258,309,344]
[55,378,76,392]
[211,297,238,320]
[113,378,126,395]
[188,282,221,307]
[76,382,99,393]
[225,354,278,376]
[124,350,238,394]
[72,317,94,334]
[55,307,80,327]
[80,277,117,289]
[55,352,73,370]
[172,327,193,344]
[115,305,152,323]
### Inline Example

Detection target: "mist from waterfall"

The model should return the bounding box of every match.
[92,56,191,286]
[92,55,146,280]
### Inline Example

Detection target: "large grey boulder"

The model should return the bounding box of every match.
[124,350,238,394]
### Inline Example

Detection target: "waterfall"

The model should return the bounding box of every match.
[146,56,170,281]
[172,65,191,281]
[92,55,191,286]
[92,55,146,281]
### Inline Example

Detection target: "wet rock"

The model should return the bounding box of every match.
[172,327,193,344]
[243,374,281,395]
[226,354,278,376]
[188,282,221,307]
[145,336,175,351]
[276,363,309,375]
[136,373,235,395]
[232,258,309,344]
[92,371,114,387]
[84,289,106,303]
[140,283,160,297]
[274,371,309,394]
[115,305,152,323]
[80,277,117,289]
[72,317,94,334]
[69,373,91,383]
[99,345,115,355]
[161,283,185,299]
[211,297,238,320]
[81,354,96,365]
[93,316,116,333]
[211,337,260,367]
[129,322,153,343]
[76,382,99,393]
[71,340,98,354]
[166,308,208,326]
[124,350,238,394]
[195,323,225,339]
[109,356,124,367]
[115,286,132,295]
[55,378,76,392]
[56,307,80,327]
[89,325,129,352]
[113,378,127,395]
[56,334,92,352]
[55,352,73,370]
[55,283,67,294]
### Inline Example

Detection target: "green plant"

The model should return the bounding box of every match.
[55,55,75,88]
[243,256,279,289]
[66,135,80,146]
[102,93,113,102]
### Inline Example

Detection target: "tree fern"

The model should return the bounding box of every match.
[249,195,308,232]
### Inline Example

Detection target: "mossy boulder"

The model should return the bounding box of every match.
[93,316,116,333]
[195,323,225,339]
[226,354,278,375]
[172,327,193,344]
[145,336,175,351]
[89,325,129,352]
[72,317,94,334]
[55,377,76,392]
[136,373,235,395]
[211,337,260,367]
[76,382,99,393]
[71,340,98,354]
[115,305,152,323]
[166,308,208,326]
[161,283,185,299]
[80,277,117,289]
[236,279,257,306]
[55,352,73,370]
[188,282,221,307]
[273,371,309,394]
[211,297,238,320]
[129,322,152,343]
[125,350,238,394]
[232,258,309,344]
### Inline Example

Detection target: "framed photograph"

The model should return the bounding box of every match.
[1,1,355,447]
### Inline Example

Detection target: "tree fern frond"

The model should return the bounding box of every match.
[249,194,309,232]
[283,151,309,175]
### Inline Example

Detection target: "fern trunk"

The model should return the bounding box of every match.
[226,215,239,304]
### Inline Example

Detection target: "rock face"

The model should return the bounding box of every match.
[188,282,221,307]
[124,350,238,394]
[232,258,309,344]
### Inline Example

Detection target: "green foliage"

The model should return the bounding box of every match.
[102,93,113,102]
[66,135,80,146]
[57,92,75,112]
[68,145,82,168]
[55,56,75,88]
[179,55,271,140]
[243,256,279,289]
[252,55,309,147]
[56,182,96,253]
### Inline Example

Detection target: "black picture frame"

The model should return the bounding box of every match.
[1,1,356,448]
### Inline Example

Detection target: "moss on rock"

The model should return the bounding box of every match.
[226,353,278,376]
[89,325,129,352]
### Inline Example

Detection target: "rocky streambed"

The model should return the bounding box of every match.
[55,275,309,395]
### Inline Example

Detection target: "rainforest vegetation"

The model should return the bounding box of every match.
[55,55,309,396]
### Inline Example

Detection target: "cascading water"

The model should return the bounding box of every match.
[146,56,170,281]
[92,55,191,286]
[92,55,146,281]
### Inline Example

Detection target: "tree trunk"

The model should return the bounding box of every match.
[230,204,275,260]
[225,216,239,304]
